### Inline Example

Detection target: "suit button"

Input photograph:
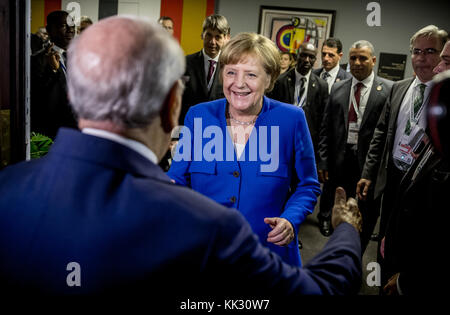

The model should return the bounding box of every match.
[233,171,240,177]
[230,196,237,203]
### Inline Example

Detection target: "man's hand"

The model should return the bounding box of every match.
[356,178,372,201]
[44,43,60,72]
[383,273,400,295]
[264,217,295,246]
[318,169,329,183]
[331,187,362,233]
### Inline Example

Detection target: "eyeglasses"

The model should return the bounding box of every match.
[411,48,440,56]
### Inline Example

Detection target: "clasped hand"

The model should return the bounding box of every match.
[264,217,294,246]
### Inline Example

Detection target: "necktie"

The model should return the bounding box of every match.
[348,82,364,123]
[405,83,426,135]
[321,71,330,81]
[297,77,306,105]
[60,51,67,74]
[207,60,217,85]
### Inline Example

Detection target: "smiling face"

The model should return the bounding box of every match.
[223,54,270,116]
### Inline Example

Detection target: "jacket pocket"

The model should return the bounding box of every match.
[257,162,289,178]
[188,160,217,175]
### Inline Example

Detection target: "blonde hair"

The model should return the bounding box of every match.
[219,32,280,92]
[410,25,448,51]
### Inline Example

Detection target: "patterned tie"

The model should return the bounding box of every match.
[348,82,364,123]
[405,83,426,135]
[60,52,67,74]
[297,77,306,105]
[321,71,330,81]
[207,60,217,85]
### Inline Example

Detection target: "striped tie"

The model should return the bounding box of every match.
[405,83,426,135]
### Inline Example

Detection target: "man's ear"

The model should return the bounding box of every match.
[160,81,181,133]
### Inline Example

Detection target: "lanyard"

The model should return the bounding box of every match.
[409,85,428,124]
[350,83,368,121]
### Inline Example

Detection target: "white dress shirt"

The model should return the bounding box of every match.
[348,71,374,124]
[53,44,67,75]
[82,128,158,164]
[320,64,341,93]
[203,49,220,90]
[294,69,311,107]
[392,77,432,171]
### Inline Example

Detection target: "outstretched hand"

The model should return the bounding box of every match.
[331,187,362,233]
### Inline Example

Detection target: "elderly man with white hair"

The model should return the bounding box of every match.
[0,16,363,301]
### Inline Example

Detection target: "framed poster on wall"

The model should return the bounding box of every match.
[258,6,335,68]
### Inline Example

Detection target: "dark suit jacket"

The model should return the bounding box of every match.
[0,128,361,297]
[30,52,77,139]
[268,69,329,155]
[313,66,352,85]
[180,50,225,124]
[361,77,415,198]
[383,143,450,295]
[318,76,393,180]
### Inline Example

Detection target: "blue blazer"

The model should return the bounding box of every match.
[0,128,361,297]
[168,97,321,266]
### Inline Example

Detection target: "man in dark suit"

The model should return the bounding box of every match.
[382,71,450,295]
[268,42,329,157]
[356,26,447,249]
[30,10,77,139]
[0,15,363,300]
[179,14,230,125]
[313,38,352,93]
[318,40,393,249]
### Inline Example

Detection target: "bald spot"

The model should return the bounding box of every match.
[73,18,150,82]
[299,42,317,54]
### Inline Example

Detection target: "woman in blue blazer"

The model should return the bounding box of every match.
[168,33,320,266]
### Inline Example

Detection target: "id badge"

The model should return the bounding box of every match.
[393,133,414,166]
[347,122,359,145]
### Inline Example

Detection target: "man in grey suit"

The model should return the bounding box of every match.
[179,14,230,125]
[318,40,393,250]
[268,42,329,158]
[313,38,352,93]
[356,25,448,248]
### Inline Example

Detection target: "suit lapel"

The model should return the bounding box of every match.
[305,74,317,109]
[360,77,383,130]
[340,80,352,130]
[390,77,415,129]
[208,61,221,98]
[194,51,208,96]
[286,70,296,104]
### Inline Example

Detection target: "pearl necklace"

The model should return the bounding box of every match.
[228,111,257,126]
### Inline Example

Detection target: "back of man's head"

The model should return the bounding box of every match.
[67,16,185,128]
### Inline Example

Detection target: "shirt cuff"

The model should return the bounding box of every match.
[396,274,404,295]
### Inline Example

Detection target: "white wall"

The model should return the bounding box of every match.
[217,0,450,79]
[118,0,160,21]
[61,1,161,23]
[62,0,99,22]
